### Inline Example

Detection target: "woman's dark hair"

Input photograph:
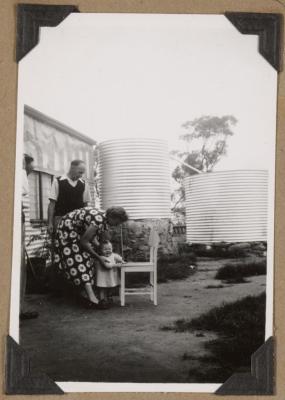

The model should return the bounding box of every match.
[106,207,128,223]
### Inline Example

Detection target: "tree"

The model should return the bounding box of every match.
[171,115,237,210]
[93,146,100,200]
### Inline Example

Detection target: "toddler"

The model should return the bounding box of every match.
[96,240,125,303]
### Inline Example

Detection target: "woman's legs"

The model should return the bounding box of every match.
[55,238,101,306]
[84,282,99,304]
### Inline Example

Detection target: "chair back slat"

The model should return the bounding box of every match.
[148,228,160,247]
[121,226,159,306]
[148,227,159,263]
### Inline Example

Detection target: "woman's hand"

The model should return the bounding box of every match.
[92,237,100,248]
[47,223,54,235]
[80,225,103,260]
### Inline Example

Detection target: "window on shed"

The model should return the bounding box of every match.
[28,171,53,221]
[41,173,52,220]
[28,171,40,220]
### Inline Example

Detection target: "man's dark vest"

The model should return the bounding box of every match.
[54,177,85,216]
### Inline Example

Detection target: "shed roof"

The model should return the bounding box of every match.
[24,105,97,146]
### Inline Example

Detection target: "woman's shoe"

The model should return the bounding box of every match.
[78,296,109,310]
[97,299,109,309]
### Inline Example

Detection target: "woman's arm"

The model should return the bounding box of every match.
[80,226,108,268]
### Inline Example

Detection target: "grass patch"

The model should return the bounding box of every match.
[174,292,265,334]
[189,243,249,259]
[158,254,197,283]
[126,253,197,286]
[188,241,267,259]
[166,293,266,381]
[215,259,266,281]
[187,366,234,383]
[159,325,173,331]
[205,285,225,289]
[224,278,248,284]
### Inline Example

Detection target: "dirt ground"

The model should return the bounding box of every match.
[20,257,266,383]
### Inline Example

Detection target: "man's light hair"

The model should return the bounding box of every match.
[70,159,85,167]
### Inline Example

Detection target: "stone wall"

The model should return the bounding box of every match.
[172,225,187,254]
[106,219,175,261]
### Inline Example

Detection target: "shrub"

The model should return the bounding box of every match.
[26,257,50,294]
[177,243,196,255]
[215,259,266,281]
[125,253,197,286]
[188,243,249,259]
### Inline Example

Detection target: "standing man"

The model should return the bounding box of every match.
[20,153,39,320]
[47,160,91,294]
[47,159,91,234]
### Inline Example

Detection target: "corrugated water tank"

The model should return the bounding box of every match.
[98,138,171,219]
[184,170,268,243]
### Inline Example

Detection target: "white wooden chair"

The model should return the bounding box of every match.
[120,228,160,306]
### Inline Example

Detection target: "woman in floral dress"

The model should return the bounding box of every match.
[54,206,128,308]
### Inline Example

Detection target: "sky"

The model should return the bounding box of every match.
[18,13,277,172]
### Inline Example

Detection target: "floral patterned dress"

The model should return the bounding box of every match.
[54,207,107,288]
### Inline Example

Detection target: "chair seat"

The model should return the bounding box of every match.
[124,261,152,266]
[122,262,154,272]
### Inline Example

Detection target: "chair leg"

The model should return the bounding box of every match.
[154,283,157,305]
[120,268,125,306]
[153,269,157,306]
[150,271,154,301]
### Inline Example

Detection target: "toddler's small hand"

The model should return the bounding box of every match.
[116,261,126,268]
[100,256,111,263]
[99,257,112,269]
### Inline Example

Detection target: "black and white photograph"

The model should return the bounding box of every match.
[10,12,277,392]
